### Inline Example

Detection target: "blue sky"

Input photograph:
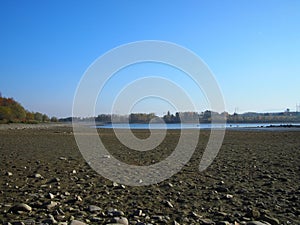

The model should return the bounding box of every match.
[0,0,299,117]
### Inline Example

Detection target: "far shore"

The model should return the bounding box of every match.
[0,122,72,130]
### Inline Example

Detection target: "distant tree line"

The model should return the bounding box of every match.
[0,96,58,124]
[67,109,300,124]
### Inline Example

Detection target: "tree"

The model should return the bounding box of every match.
[34,112,43,122]
[42,114,50,122]
[50,116,58,122]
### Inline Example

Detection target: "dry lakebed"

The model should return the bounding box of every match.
[0,124,299,225]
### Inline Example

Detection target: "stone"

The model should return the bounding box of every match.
[34,173,43,179]
[88,205,101,212]
[261,215,279,225]
[108,209,125,217]
[6,171,13,176]
[69,220,87,225]
[45,201,58,210]
[216,222,231,225]
[216,186,229,192]
[115,217,129,225]
[9,203,32,213]
[246,222,268,225]
[42,215,57,224]
[165,200,174,208]
[11,222,25,225]
[23,219,35,225]
[200,218,215,224]
[48,193,55,199]
[133,209,143,216]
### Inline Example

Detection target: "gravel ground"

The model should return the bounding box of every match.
[0,125,299,225]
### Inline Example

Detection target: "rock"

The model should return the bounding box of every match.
[75,195,82,202]
[165,200,174,208]
[191,211,202,218]
[6,171,13,176]
[42,215,57,224]
[261,215,279,225]
[216,222,231,225]
[48,193,55,199]
[216,186,229,192]
[152,215,164,221]
[246,222,268,225]
[225,194,234,199]
[11,222,25,225]
[34,173,43,179]
[9,203,32,213]
[58,223,68,225]
[115,217,129,225]
[91,217,102,222]
[88,205,101,212]
[45,201,58,210]
[69,220,87,225]
[200,218,215,224]
[23,219,35,225]
[173,221,180,225]
[107,209,125,217]
[250,209,260,219]
[133,209,143,216]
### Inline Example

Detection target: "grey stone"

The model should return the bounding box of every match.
[261,215,280,225]
[246,222,268,225]
[48,193,55,199]
[45,201,58,210]
[216,222,231,225]
[200,218,215,224]
[88,205,101,212]
[69,220,87,225]
[115,217,129,225]
[9,203,32,213]
[11,222,25,225]
[6,171,13,176]
[42,215,57,224]
[34,173,43,179]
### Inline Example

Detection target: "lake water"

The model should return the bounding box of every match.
[95,123,300,130]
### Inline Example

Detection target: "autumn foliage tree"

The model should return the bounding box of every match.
[0,96,51,123]
[0,97,26,123]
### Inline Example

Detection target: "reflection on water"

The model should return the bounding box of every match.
[94,123,300,130]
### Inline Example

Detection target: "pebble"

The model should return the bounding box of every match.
[6,171,13,176]
[48,192,55,199]
[108,209,125,217]
[45,201,58,210]
[165,200,174,208]
[200,218,215,224]
[34,173,43,179]
[42,214,57,224]
[9,203,32,213]
[216,222,231,225]
[114,217,129,225]
[260,215,279,225]
[246,222,268,225]
[69,220,87,225]
[88,205,101,212]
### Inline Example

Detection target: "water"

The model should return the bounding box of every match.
[95,122,300,130]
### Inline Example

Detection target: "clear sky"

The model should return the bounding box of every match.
[0,0,299,117]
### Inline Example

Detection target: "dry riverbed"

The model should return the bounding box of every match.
[0,125,299,225]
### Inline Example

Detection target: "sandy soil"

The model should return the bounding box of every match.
[0,125,299,225]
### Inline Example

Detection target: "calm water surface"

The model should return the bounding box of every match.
[95,123,300,130]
